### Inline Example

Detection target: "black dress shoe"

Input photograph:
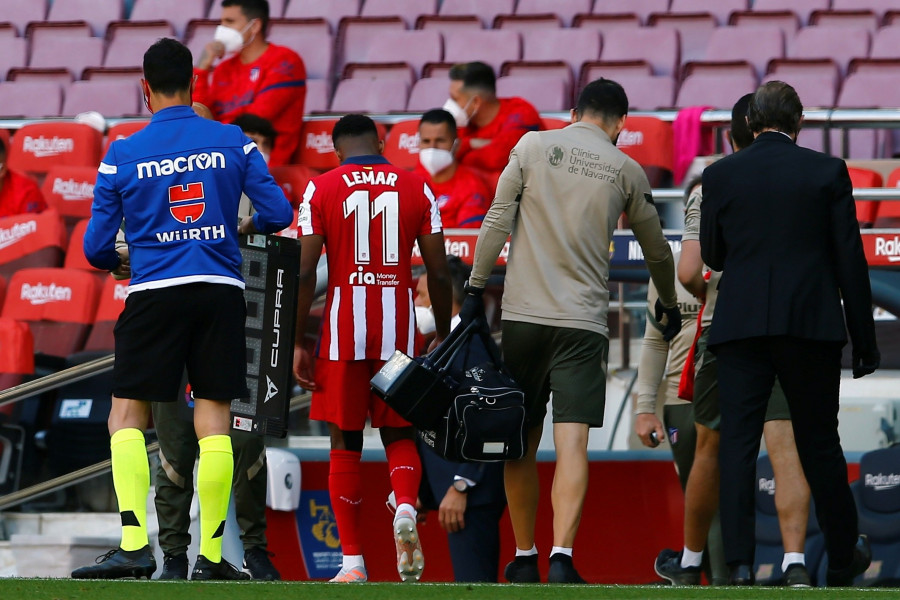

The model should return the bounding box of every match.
[159,553,189,580]
[826,534,872,587]
[191,555,251,581]
[504,555,540,583]
[71,546,156,580]
[547,554,586,584]
[728,564,755,586]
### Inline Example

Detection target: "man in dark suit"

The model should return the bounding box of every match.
[699,81,880,586]
[416,256,507,582]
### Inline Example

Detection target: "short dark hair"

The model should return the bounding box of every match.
[232,113,277,145]
[747,81,803,136]
[222,0,269,33]
[730,93,754,150]
[460,61,496,95]
[332,113,379,147]
[143,38,193,96]
[419,109,457,137]
[683,174,702,204]
[575,78,629,123]
[447,255,471,307]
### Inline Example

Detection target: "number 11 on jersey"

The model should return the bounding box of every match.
[343,190,400,266]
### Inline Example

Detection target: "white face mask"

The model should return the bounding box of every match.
[415,306,436,335]
[442,98,471,128]
[418,147,454,176]
[214,20,255,54]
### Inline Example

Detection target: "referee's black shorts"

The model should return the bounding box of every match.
[113,282,249,403]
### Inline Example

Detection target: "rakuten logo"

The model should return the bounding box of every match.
[874,236,900,262]
[398,133,420,153]
[0,220,37,250]
[616,129,644,147]
[22,136,75,158]
[865,472,900,491]
[758,477,775,496]
[20,283,72,305]
[306,132,334,154]
[52,178,94,201]
[113,284,129,301]
[137,152,225,179]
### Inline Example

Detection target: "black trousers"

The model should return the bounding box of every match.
[714,336,857,569]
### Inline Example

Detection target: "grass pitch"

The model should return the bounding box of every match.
[0,580,897,600]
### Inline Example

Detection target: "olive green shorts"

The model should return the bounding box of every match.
[692,329,792,430]
[501,321,609,428]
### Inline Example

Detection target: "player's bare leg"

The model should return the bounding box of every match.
[551,422,589,548]
[503,425,543,582]
[684,424,720,554]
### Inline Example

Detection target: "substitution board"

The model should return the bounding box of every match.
[232,233,300,438]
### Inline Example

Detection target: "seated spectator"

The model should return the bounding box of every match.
[415,109,491,229]
[194,0,306,166]
[0,137,47,218]
[444,61,541,174]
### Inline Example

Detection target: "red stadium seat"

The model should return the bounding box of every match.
[591,0,669,26]
[647,12,718,65]
[834,73,900,159]
[753,0,827,26]
[494,14,563,32]
[616,116,675,187]
[62,80,141,118]
[105,19,174,43]
[360,0,438,27]
[406,77,451,112]
[502,61,574,108]
[357,30,442,78]
[415,15,483,33]
[304,79,330,114]
[614,75,676,111]
[700,26,785,79]
[788,26,871,76]
[294,120,340,171]
[2,267,101,359]
[848,167,883,226]
[0,81,62,119]
[728,10,800,40]
[877,168,900,227]
[439,0,515,27]
[82,276,128,353]
[600,27,680,77]
[515,0,591,27]
[676,72,757,108]
[442,30,522,74]
[41,166,98,227]
[210,0,287,20]
[0,37,27,80]
[283,0,360,32]
[521,28,601,79]
[336,17,407,75]
[329,78,410,114]
[29,33,104,80]
[63,219,106,275]
[8,122,102,177]
[129,0,207,39]
[0,210,67,282]
[670,0,748,25]
[383,119,421,171]
[105,120,149,152]
[1,0,47,36]
[103,37,156,69]
[833,0,896,21]
[7,68,74,86]
[542,117,569,130]
[574,13,641,30]
[269,164,317,209]
[810,9,879,33]
[0,316,34,394]
[267,24,332,80]
[46,0,122,36]
[496,75,568,111]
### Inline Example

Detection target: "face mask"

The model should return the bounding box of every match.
[260,150,271,165]
[418,147,454,176]
[415,306,436,335]
[214,20,255,54]
[442,98,471,128]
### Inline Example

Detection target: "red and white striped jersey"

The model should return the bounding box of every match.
[298,155,442,360]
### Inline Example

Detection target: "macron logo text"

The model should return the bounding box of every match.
[137,152,225,179]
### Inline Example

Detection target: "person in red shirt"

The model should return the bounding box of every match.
[443,61,542,174]
[293,114,452,583]
[0,137,47,218]
[415,109,491,229]
[193,0,306,167]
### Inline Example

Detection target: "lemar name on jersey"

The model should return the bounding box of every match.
[341,169,398,188]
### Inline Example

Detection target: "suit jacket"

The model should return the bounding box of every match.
[417,439,506,512]
[699,132,876,353]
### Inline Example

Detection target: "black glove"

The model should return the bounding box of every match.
[654,298,682,342]
[852,348,880,379]
[457,284,486,326]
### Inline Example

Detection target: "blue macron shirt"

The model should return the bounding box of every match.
[84,105,294,292]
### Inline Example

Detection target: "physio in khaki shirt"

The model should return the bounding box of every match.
[459,78,682,584]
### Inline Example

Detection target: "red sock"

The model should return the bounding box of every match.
[329,449,363,556]
[384,439,421,508]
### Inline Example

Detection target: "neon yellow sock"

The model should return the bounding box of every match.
[197,434,233,563]
[110,428,149,551]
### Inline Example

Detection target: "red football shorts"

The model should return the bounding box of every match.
[310,358,411,430]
